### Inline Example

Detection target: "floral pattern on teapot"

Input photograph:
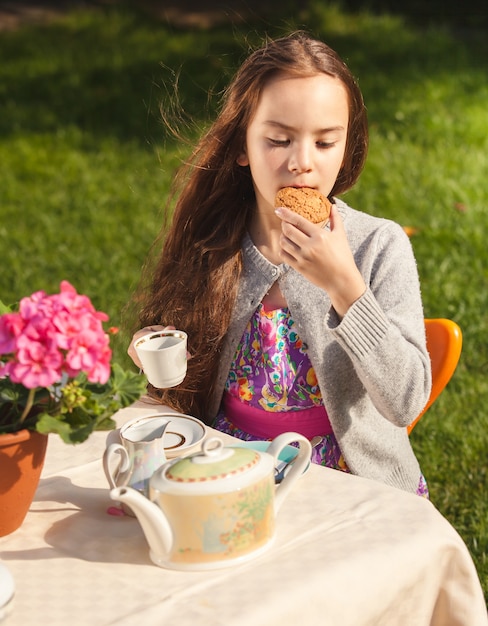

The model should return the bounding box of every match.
[155,473,274,564]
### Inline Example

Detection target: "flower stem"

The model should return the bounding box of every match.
[19,388,36,425]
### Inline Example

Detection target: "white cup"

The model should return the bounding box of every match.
[134,330,187,388]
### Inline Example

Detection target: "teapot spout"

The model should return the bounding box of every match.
[110,486,173,566]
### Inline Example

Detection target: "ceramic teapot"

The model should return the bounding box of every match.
[110,432,311,570]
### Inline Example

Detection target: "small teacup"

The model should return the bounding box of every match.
[134,330,187,389]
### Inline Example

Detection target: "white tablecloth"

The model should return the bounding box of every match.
[1,399,486,626]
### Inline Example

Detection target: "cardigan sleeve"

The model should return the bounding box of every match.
[327,221,432,427]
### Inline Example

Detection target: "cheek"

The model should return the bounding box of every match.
[323,149,347,176]
[261,150,287,171]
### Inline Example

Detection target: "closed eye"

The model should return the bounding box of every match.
[267,138,336,149]
[267,138,290,146]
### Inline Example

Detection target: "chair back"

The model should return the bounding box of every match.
[407,319,462,434]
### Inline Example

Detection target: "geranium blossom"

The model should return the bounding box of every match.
[0,283,148,444]
[8,340,63,388]
[0,313,25,354]
[0,281,112,389]
[66,329,111,383]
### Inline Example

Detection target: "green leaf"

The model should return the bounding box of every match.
[30,365,146,442]
[35,413,72,441]
[0,299,13,314]
[35,413,94,444]
[94,416,116,431]
[106,363,147,407]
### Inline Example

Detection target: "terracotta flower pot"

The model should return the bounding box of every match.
[0,429,48,537]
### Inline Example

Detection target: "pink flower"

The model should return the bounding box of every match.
[65,329,111,384]
[0,280,112,389]
[57,281,108,322]
[18,290,48,321]
[0,313,25,355]
[21,315,56,344]
[51,309,86,350]
[9,339,63,388]
[85,345,112,384]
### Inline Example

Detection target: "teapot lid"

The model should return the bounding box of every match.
[165,438,260,483]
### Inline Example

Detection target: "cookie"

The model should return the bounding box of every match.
[274,187,331,224]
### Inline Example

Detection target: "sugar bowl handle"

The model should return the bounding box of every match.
[267,432,312,512]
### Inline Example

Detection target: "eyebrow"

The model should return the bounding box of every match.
[263,120,346,133]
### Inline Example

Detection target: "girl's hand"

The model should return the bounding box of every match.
[275,204,366,317]
[127,325,175,369]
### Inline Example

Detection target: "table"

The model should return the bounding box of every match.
[1,399,487,626]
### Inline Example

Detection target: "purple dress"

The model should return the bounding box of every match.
[213,303,429,497]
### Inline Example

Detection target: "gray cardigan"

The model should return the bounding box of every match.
[209,198,432,494]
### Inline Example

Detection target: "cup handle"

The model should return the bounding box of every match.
[267,432,312,512]
[103,443,130,489]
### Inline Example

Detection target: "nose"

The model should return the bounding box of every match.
[288,142,312,174]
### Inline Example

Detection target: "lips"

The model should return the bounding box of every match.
[280,185,316,191]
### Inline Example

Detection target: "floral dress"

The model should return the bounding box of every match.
[214,303,349,472]
[213,303,429,498]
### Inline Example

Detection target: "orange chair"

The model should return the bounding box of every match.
[407,319,463,435]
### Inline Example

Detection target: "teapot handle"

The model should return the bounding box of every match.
[266,433,312,512]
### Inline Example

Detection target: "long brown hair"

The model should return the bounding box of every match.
[136,32,368,421]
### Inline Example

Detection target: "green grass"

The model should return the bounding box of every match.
[0,1,487,597]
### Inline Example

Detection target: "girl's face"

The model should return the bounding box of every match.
[238,73,349,219]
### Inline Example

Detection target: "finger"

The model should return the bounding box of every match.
[328,203,343,232]
[127,345,142,369]
[279,231,301,260]
[127,325,170,367]
[145,324,174,333]
[275,206,314,235]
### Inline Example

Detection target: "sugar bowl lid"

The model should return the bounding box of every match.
[165,437,263,483]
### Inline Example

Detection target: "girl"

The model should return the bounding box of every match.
[128,32,431,496]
